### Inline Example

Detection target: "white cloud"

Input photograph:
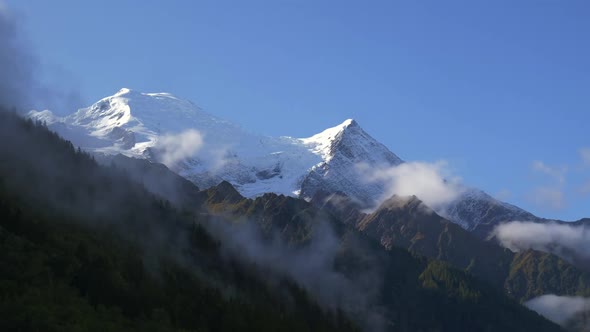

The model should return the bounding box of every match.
[358,161,464,209]
[526,294,590,327]
[532,160,567,185]
[155,129,203,167]
[580,148,590,167]
[494,221,590,262]
[528,186,566,210]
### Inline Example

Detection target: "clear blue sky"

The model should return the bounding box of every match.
[5,0,590,220]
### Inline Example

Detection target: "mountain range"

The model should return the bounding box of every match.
[29,88,543,235]
[20,88,590,330]
[1,109,570,331]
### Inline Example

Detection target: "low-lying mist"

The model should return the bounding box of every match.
[494,221,590,267]
[0,5,82,114]
[357,160,464,212]
[526,295,590,330]
[204,214,388,331]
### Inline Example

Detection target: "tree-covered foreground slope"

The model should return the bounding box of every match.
[0,111,357,332]
[0,110,561,331]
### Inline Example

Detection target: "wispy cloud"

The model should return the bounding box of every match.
[0,3,83,114]
[154,129,204,168]
[358,161,464,209]
[0,4,35,110]
[532,160,567,185]
[494,221,590,263]
[526,294,590,328]
[206,217,387,332]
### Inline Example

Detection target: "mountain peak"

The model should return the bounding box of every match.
[113,88,148,99]
[115,88,133,95]
[34,90,405,211]
[339,118,358,129]
[330,118,361,135]
[377,194,426,212]
[203,180,244,205]
[302,118,401,163]
[112,88,182,102]
[301,118,362,152]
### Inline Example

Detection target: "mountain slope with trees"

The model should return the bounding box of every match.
[0,109,565,331]
[313,191,590,304]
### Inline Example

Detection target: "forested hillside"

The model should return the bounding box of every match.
[314,190,590,305]
[0,110,562,331]
[0,110,357,332]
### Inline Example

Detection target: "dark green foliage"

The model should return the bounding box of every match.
[319,192,590,305]
[354,195,515,288]
[0,200,355,331]
[202,186,563,331]
[0,111,357,332]
[506,250,590,300]
[0,110,564,331]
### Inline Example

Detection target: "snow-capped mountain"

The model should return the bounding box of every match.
[300,118,403,206]
[29,88,401,199]
[442,189,539,232]
[29,88,535,233]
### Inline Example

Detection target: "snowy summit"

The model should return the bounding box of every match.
[29,89,400,201]
[29,89,532,231]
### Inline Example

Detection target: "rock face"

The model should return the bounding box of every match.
[299,119,403,206]
[29,88,540,233]
[441,189,540,233]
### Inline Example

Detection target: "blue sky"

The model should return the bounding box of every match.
[5,0,590,220]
